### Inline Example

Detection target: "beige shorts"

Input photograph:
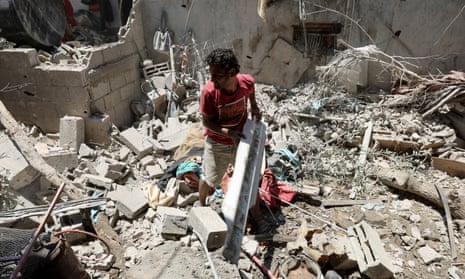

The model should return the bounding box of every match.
[202,137,237,188]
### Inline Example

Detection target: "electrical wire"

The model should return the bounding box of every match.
[192,229,219,279]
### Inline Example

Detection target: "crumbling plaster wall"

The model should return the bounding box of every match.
[1,0,464,135]
[140,0,306,78]
[0,2,146,135]
[352,0,465,89]
[141,0,465,86]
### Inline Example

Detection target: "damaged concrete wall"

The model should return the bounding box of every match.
[1,0,465,135]
[0,2,146,134]
[142,0,465,88]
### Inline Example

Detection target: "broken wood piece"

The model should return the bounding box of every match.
[434,184,457,259]
[94,212,125,272]
[375,168,465,219]
[432,157,465,178]
[0,100,83,200]
[295,185,320,197]
[374,135,420,153]
[322,199,383,208]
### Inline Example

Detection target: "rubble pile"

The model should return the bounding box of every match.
[1,45,465,279]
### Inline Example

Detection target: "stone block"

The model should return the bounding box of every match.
[119,127,153,158]
[41,149,79,172]
[108,185,148,220]
[59,115,85,151]
[146,164,164,179]
[95,157,126,180]
[155,206,188,239]
[91,80,111,100]
[81,174,113,190]
[189,207,227,250]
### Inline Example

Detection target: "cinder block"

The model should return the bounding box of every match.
[109,74,126,91]
[119,81,137,101]
[91,80,111,100]
[155,206,188,239]
[59,116,85,151]
[88,48,104,69]
[48,66,87,87]
[119,41,138,57]
[119,127,153,158]
[103,90,121,109]
[42,150,79,172]
[81,174,113,190]
[146,164,164,179]
[95,157,126,180]
[102,43,122,63]
[108,185,148,220]
[189,207,227,250]
[0,48,39,68]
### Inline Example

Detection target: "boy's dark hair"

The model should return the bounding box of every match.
[206,48,240,72]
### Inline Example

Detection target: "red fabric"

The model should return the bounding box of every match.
[63,0,76,26]
[200,74,254,145]
[259,168,296,208]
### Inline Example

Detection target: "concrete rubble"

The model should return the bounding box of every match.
[1,3,465,279]
[1,56,464,277]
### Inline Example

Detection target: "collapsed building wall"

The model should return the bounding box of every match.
[0,2,146,138]
[1,0,465,137]
[143,0,465,88]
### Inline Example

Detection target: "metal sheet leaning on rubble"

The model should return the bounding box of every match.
[222,119,266,264]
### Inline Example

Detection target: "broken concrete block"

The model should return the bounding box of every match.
[146,164,164,179]
[140,155,155,167]
[189,207,227,250]
[59,115,85,151]
[108,185,148,220]
[119,146,131,161]
[95,157,126,180]
[41,149,79,172]
[417,245,443,264]
[119,127,153,158]
[157,117,189,151]
[0,133,40,190]
[78,143,96,159]
[81,174,113,190]
[155,206,188,239]
[176,192,199,207]
[156,158,167,170]
[348,221,401,279]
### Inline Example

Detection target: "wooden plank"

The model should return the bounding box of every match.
[374,136,420,153]
[432,157,465,178]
